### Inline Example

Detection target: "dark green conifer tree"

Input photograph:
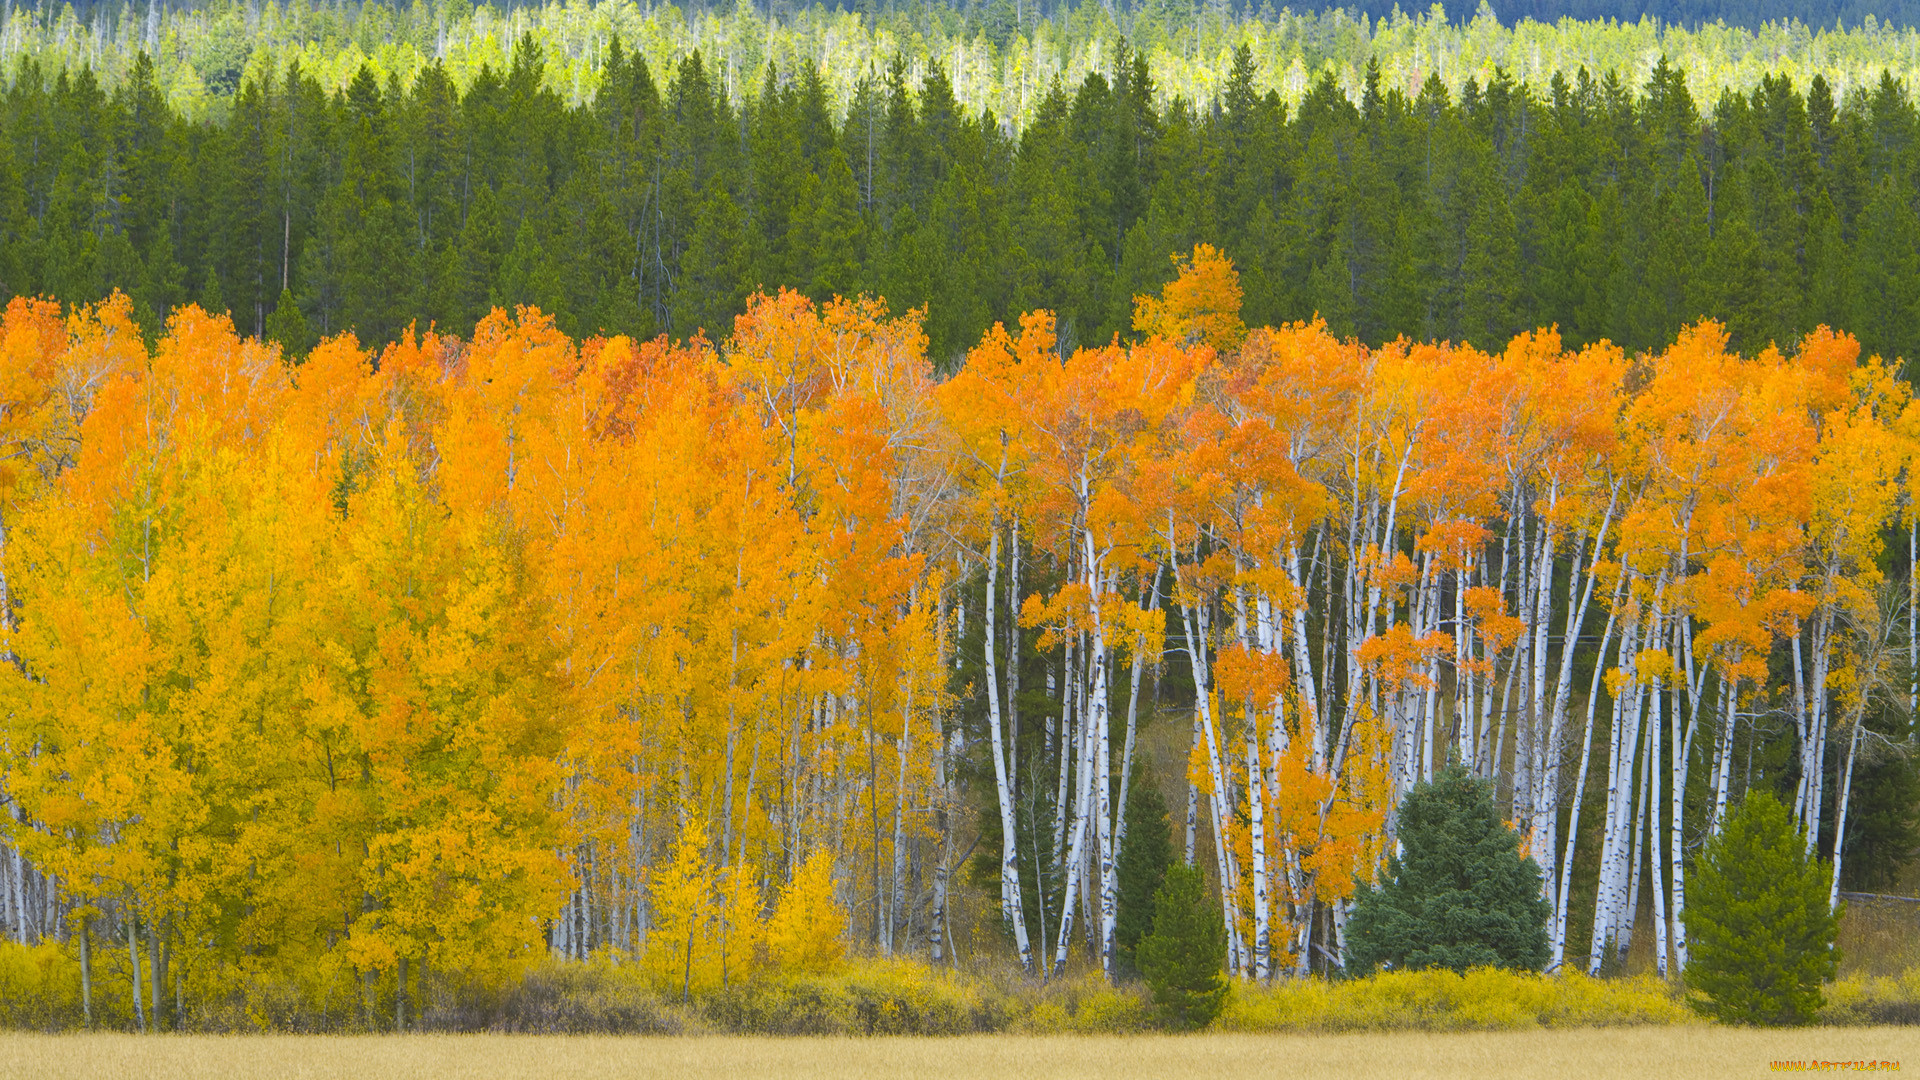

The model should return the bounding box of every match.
[1344,766,1550,976]
[1684,791,1838,1027]
[1114,769,1172,981]
[1136,864,1227,1030]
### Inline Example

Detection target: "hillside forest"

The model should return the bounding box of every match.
[0,0,1915,1033]
[18,22,1920,375]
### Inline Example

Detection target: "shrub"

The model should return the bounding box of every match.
[1344,766,1549,975]
[490,959,700,1034]
[702,959,999,1035]
[1219,968,1694,1032]
[1817,971,1920,1026]
[1136,864,1228,1030]
[1012,973,1153,1034]
[1683,790,1839,1026]
[0,940,81,1030]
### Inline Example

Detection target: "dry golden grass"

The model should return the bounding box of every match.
[0,1028,1914,1080]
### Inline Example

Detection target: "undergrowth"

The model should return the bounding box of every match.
[1219,969,1692,1031]
[5,940,1915,1033]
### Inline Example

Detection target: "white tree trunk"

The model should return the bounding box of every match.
[1648,664,1669,979]
[1669,656,1693,970]
[982,525,1034,972]
[1553,586,1620,969]
[1830,706,1865,912]
[1247,699,1269,980]
[1589,595,1645,974]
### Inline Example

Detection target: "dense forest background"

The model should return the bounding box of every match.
[17,21,1920,374]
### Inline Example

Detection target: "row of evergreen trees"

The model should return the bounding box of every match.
[13,34,1920,367]
[1119,764,1841,1027]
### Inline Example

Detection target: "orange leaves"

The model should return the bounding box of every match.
[1357,624,1452,691]
[1463,585,1523,656]
[1214,644,1292,704]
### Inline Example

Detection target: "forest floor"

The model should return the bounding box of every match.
[0,1028,1912,1080]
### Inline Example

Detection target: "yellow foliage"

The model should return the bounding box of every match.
[645,817,719,997]
[1014,974,1154,1034]
[1218,969,1694,1032]
[765,851,847,976]
[0,941,81,1028]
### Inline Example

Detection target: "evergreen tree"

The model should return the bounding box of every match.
[1344,766,1550,975]
[1684,791,1839,1027]
[197,265,226,317]
[265,286,309,357]
[1114,770,1172,980]
[1136,864,1227,1031]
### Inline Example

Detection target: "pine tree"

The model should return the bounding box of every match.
[265,286,308,357]
[1683,791,1839,1027]
[1114,769,1172,980]
[1344,766,1550,975]
[1136,864,1227,1030]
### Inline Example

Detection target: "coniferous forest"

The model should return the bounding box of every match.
[3,0,1920,1038]
[20,5,1920,370]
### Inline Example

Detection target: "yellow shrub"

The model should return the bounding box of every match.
[1818,972,1920,1025]
[1021,1000,1072,1033]
[1008,972,1152,1034]
[705,958,997,1035]
[765,852,847,976]
[1072,986,1152,1033]
[1219,968,1694,1032]
[0,940,81,1029]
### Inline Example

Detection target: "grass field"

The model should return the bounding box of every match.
[0,1029,1913,1080]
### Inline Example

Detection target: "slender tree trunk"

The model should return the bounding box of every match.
[1711,674,1738,833]
[1115,565,1163,854]
[1246,699,1269,981]
[80,913,91,1028]
[1184,717,1199,867]
[1536,496,1615,908]
[1669,658,1693,969]
[149,917,163,1031]
[1589,595,1644,975]
[1649,668,1669,979]
[129,915,146,1033]
[1555,585,1621,969]
[1083,540,1119,981]
[1051,678,1095,975]
[1830,707,1866,912]
[1620,696,1652,966]
[1806,607,1836,857]
[930,717,951,966]
[982,524,1034,972]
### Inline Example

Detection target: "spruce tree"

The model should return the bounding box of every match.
[1344,766,1550,975]
[1136,864,1227,1031]
[1114,770,1172,980]
[1683,791,1839,1027]
[265,287,309,357]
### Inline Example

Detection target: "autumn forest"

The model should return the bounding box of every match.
[0,0,1917,1038]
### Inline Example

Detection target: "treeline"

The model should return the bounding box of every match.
[1354,0,1920,28]
[19,0,1920,133]
[13,36,1920,369]
[0,249,1914,1028]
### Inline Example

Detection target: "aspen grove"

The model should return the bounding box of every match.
[0,244,1912,1023]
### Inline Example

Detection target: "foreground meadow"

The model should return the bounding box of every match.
[0,1029,1912,1080]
